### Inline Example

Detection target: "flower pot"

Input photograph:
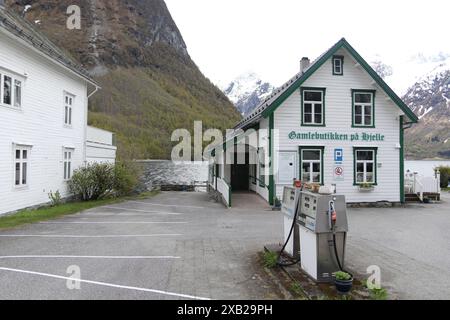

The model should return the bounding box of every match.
[334,278,353,294]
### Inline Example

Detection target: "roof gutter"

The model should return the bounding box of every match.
[88,84,100,99]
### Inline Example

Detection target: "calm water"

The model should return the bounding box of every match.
[138,160,209,191]
[405,160,450,177]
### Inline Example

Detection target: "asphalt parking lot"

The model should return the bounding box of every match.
[0,192,283,300]
[1,191,449,300]
[346,192,450,300]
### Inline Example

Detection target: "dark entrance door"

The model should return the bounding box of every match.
[231,152,249,191]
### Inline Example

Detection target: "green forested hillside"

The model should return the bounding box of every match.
[8,0,241,159]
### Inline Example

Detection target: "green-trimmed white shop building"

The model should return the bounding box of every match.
[208,38,418,207]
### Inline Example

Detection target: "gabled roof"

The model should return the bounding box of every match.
[235,38,418,129]
[0,6,98,86]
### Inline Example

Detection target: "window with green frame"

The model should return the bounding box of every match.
[352,90,376,128]
[299,146,324,185]
[353,147,378,185]
[301,87,326,127]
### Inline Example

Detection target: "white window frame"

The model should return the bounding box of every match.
[0,69,24,109]
[14,146,31,188]
[355,149,376,185]
[64,92,75,127]
[301,148,323,184]
[333,56,344,75]
[63,148,74,181]
[353,91,374,127]
[302,89,325,126]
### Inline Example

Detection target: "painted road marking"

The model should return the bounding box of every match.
[102,206,185,215]
[0,255,181,260]
[39,222,188,225]
[0,234,182,238]
[0,267,210,300]
[126,201,206,209]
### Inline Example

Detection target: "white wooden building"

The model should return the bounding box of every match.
[209,38,419,207]
[0,5,116,215]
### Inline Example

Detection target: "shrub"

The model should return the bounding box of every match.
[113,161,140,196]
[68,163,115,201]
[48,190,62,206]
[437,166,450,188]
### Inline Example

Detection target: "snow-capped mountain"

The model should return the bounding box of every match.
[223,72,275,116]
[403,58,450,159]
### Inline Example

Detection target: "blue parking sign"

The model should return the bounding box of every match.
[334,148,343,162]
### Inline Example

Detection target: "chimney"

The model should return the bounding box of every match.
[300,57,310,74]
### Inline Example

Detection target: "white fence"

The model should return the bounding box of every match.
[405,172,440,201]
[216,177,232,207]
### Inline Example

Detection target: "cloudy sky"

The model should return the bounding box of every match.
[165,0,449,94]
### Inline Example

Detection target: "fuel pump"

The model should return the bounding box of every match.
[297,191,348,283]
[280,186,302,260]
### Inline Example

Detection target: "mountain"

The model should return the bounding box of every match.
[404,60,450,159]
[6,0,241,159]
[222,72,275,116]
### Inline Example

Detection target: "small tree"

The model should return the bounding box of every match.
[438,166,450,188]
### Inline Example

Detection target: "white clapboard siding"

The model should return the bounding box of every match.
[0,32,88,215]
[86,126,117,164]
[274,49,402,203]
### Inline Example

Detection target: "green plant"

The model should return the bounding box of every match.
[369,288,388,300]
[113,161,140,196]
[335,271,353,281]
[359,183,374,189]
[437,166,450,188]
[68,163,115,201]
[48,190,62,207]
[262,251,278,269]
[289,282,305,297]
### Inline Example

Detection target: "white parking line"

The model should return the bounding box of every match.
[0,255,181,260]
[0,234,182,238]
[39,222,188,225]
[102,206,185,215]
[126,201,205,209]
[0,267,210,300]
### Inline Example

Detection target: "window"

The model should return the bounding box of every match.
[63,149,73,180]
[64,93,74,126]
[3,75,12,105]
[259,148,266,187]
[300,147,324,184]
[333,55,344,75]
[0,71,23,108]
[14,147,30,187]
[352,90,375,127]
[354,147,377,185]
[301,88,326,126]
[14,80,22,107]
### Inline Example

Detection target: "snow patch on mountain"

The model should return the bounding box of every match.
[223,72,275,116]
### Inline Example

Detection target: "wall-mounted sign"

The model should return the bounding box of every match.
[288,131,385,142]
[333,165,345,181]
[334,148,343,163]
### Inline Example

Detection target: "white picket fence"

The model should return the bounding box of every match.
[405,171,441,201]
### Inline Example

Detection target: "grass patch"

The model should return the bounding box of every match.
[262,251,278,269]
[0,190,160,230]
[369,288,389,300]
[442,187,450,192]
